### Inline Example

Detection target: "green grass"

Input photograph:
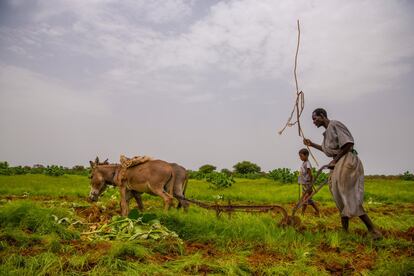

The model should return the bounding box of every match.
[0,174,89,198]
[0,201,79,240]
[1,174,413,204]
[0,174,413,275]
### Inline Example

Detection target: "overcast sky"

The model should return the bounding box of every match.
[1,0,413,174]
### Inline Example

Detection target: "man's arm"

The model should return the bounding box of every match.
[303,139,323,152]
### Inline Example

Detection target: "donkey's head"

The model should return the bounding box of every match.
[88,157,109,202]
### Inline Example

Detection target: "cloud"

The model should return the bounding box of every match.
[2,0,413,103]
[0,65,107,117]
[0,0,413,172]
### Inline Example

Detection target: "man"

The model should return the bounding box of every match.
[303,108,381,239]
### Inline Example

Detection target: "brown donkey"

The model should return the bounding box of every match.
[89,158,188,215]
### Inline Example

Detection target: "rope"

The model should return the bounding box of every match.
[278,20,319,166]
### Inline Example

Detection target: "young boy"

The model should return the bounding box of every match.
[298,148,320,216]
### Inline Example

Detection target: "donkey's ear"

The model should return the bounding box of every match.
[89,160,94,168]
[103,158,109,164]
[95,156,100,164]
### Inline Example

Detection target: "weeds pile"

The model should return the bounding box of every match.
[82,212,182,243]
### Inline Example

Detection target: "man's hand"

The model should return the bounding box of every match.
[303,138,323,152]
[303,138,312,146]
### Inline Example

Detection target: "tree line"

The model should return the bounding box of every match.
[0,162,89,177]
[1,160,412,185]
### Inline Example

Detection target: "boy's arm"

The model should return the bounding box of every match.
[307,167,313,183]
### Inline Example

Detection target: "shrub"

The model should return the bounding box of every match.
[311,168,329,185]
[267,168,298,183]
[220,168,232,176]
[44,165,65,177]
[233,161,261,175]
[188,170,205,180]
[30,166,45,174]
[66,165,89,176]
[0,163,31,175]
[0,161,12,175]
[12,166,29,175]
[401,171,414,181]
[0,168,12,175]
[205,172,235,189]
[72,165,85,171]
[199,164,216,174]
[0,161,9,169]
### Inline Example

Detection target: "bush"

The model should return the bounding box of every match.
[220,168,232,176]
[12,166,29,175]
[401,171,414,181]
[65,165,89,176]
[0,161,12,175]
[198,164,216,174]
[267,168,298,183]
[0,161,9,169]
[0,168,12,175]
[311,168,329,185]
[30,166,45,174]
[188,170,205,180]
[233,161,261,175]
[205,172,235,189]
[44,165,65,177]
[72,165,85,171]
[0,163,31,175]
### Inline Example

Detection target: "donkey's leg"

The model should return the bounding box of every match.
[164,171,176,211]
[119,185,129,217]
[163,192,174,211]
[131,191,144,211]
[125,190,133,203]
[176,197,189,212]
[125,189,137,211]
[175,177,189,212]
[174,190,189,212]
[147,185,173,211]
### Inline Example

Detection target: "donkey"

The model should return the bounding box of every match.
[88,158,188,215]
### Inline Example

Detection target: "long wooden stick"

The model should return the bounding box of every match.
[278,20,319,166]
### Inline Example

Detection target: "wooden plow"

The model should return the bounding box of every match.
[176,165,330,228]
[177,196,293,226]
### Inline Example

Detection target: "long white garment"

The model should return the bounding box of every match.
[329,152,366,217]
[322,120,366,217]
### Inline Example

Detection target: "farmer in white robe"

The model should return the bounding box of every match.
[303,108,381,239]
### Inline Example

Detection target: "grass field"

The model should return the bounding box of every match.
[0,174,413,275]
